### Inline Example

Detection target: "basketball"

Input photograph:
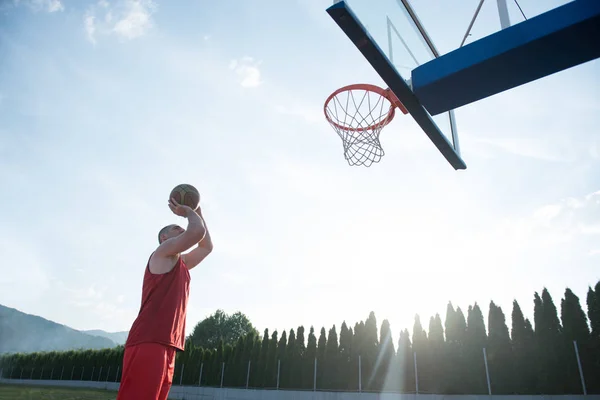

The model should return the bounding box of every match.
[170,184,200,210]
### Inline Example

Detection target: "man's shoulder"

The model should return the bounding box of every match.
[148,252,180,275]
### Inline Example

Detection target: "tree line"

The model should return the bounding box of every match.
[1,282,599,394]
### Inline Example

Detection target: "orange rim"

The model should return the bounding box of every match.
[323,84,408,133]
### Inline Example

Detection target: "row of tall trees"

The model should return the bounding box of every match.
[1,283,599,394]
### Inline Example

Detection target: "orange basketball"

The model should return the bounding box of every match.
[170,184,200,210]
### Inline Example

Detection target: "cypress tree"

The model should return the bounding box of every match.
[542,289,563,336]
[444,303,467,393]
[295,325,306,389]
[204,349,214,385]
[534,289,564,394]
[223,343,234,385]
[192,347,204,385]
[256,329,269,387]
[283,329,296,389]
[363,312,379,391]
[354,321,365,354]
[338,321,352,390]
[455,307,468,344]
[325,325,339,390]
[466,303,487,346]
[533,292,546,393]
[396,328,414,393]
[444,303,458,392]
[412,315,429,392]
[241,331,255,387]
[249,335,261,388]
[346,326,358,392]
[587,283,600,339]
[213,339,224,386]
[265,331,278,388]
[545,288,568,394]
[561,288,590,393]
[428,314,445,393]
[562,288,590,342]
[429,314,444,344]
[586,282,600,393]
[296,326,306,356]
[274,331,286,388]
[316,327,327,389]
[510,300,538,394]
[305,326,317,390]
[277,331,287,359]
[181,343,196,385]
[456,304,469,392]
[230,336,244,386]
[445,303,457,343]
[353,321,366,391]
[487,301,513,394]
[375,319,394,392]
[465,303,488,394]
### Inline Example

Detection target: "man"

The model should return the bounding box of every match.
[116,197,213,400]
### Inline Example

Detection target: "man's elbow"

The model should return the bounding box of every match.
[200,238,214,253]
[188,225,206,240]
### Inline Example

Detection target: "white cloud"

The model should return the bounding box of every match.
[45,0,62,12]
[84,0,156,44]
[65,284,105,307]
[113,0,155,39]
[528,190,600,244]
[84,14,97,44]
[229,57,263,88]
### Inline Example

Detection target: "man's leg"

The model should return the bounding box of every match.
[158,346,176,400]
[116,343,172,400]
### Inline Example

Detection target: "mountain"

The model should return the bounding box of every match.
[81,329,129,345]
[0,304,118,355]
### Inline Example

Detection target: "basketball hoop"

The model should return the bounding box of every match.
[324,84,408,167]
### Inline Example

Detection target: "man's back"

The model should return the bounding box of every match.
[125,255,191,352]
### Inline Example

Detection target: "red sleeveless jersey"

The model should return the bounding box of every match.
[125,254,191,351]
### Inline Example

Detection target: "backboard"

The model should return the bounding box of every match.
[326,0,466,170]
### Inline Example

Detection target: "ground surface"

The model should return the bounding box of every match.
[0,384,117,400]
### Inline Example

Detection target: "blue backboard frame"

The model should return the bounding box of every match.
[326,1,467,170]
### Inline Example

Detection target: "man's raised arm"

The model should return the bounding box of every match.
[183,207,213,270]
[155,200,206,258]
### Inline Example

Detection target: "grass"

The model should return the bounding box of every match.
[0,384,117,400]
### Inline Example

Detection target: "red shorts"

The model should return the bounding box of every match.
[116,343,176,400]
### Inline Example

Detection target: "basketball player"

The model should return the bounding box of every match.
[116,197,213,400]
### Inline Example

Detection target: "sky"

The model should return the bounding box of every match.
[0,0,598,346]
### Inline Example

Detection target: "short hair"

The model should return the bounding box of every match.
[158,225,173,244]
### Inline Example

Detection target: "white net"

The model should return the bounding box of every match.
[325,87,396,167]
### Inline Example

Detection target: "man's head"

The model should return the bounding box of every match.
[158,224,185,244]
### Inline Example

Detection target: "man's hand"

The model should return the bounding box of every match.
[168,198,196,218]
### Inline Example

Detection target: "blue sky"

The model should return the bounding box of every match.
[0,0,598,344]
